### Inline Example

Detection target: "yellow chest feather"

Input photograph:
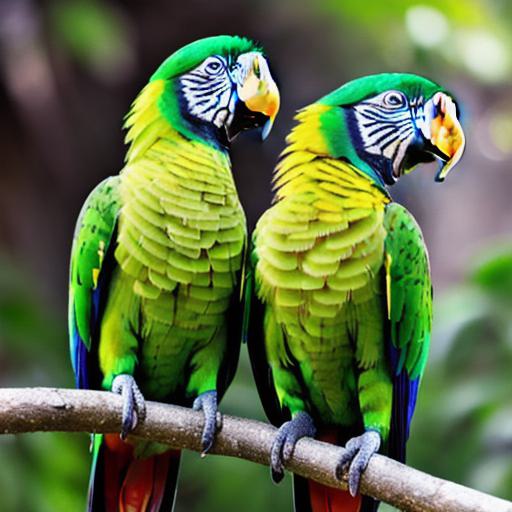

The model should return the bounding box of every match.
[115,133,246,301]
[255,154,389,316]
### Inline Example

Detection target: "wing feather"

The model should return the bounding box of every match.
[69,177,121,388]
[384,203,432,462]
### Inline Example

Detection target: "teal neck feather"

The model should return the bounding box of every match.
[157,80,225,150]
[316,105,386,190]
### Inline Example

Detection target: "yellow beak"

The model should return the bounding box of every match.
[425,92,465,182]
[237,54,280,139]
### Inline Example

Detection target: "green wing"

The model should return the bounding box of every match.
[384,202,432,461]
[69,177,121,388]
[384,202,432,379]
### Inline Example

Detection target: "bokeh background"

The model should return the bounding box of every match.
[0,0,511,510]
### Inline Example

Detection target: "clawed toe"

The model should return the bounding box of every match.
[270,412,316,483]
[193,390,220,455]
[111,374,146,439]
[335,430,381,496]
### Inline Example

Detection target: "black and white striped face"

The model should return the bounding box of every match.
[180,55,236,129]
[351,90,431,184]
[178,52,279,140]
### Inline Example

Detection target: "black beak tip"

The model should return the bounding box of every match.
[434,164,446,183]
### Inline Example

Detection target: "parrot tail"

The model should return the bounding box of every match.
[88,433,181,512]
[293,430,376,512]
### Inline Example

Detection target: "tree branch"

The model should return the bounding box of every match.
[0,387,510,512]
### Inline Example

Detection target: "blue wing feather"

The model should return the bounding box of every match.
[73,323,90,389]
[70,280,102,388]
[388,341,420,462]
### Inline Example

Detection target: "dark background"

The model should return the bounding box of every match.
[0,1,511,510]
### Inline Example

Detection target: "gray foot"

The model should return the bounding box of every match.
[111,374,146,439]
[193,390,221,455]
[271,412,316,483]
[336,430,381,496]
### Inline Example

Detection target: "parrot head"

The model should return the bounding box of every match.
[318,73,465,185]
[150,35,280,143]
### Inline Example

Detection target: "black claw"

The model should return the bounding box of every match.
[270,412,316,483]
[271,467,285,484]
[193,390,219,455]
[111,374,146,439]
[335,430,381,496]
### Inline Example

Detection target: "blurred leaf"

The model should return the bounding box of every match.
[408,247,512,501]
[0,254,87,512]
[472,247,512,299]
[0,255,71,387]
[49,0,135,82]
[318,0,490,27]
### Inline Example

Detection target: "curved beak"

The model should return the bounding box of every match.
[237,54,280,140]
[420,92,465,182]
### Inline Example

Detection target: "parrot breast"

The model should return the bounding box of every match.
[254,152,390,424]
[105,116,246,399]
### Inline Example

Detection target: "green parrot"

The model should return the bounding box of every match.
[68,35,279,511]
[247,73,465,512]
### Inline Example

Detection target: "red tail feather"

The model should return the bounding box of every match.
[101,434,179,512]
[119,456,154,511]
[307,430,361,512]
[147,452,172,512]
[308,480,361,512]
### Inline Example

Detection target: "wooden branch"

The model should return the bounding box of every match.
[0,388,510,512]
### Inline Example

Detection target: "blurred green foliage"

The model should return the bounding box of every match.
[321,0,488,25]
[408,246,512,501]
[318,0,512,83]
[48,0,134,81]
[0,256,89,511]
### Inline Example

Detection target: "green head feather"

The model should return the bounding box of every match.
[150,35,260,82]
[318,73,446,108]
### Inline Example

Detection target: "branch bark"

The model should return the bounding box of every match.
[0,387,510,512]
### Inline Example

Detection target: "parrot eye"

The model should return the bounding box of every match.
[383,91,406,108]
[204,58,224,75]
